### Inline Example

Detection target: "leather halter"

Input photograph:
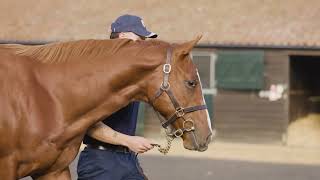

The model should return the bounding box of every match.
[150,47,208,137]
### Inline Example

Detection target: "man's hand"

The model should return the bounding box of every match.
[123,136,156,154]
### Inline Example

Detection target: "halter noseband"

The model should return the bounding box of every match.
[150,47,207,138]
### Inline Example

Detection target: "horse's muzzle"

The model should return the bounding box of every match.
[197,132,213,152]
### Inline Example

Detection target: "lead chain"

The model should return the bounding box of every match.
[152,133,174,155]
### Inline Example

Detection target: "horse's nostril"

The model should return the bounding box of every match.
[206,133,213,143]
[198,143,209,152]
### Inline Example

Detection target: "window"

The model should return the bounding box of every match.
[191,51,217,95]
[216,50,264,90]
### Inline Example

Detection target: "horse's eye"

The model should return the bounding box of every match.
[185,80,197,88]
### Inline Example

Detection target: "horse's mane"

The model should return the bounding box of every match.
[2,39,170,64]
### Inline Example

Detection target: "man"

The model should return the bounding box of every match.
[77,14,158,180]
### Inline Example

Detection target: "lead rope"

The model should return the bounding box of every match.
[151,107,175,155]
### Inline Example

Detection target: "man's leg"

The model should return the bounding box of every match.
[77,147,120,180]
[123,154,148,180]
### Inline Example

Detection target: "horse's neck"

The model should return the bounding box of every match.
[38,53,160,143]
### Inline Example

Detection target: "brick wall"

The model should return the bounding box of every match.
[1,0,319,47]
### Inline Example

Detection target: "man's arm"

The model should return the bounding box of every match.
[86,122,154,153]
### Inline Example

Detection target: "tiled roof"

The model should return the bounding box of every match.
[0,0,319,48]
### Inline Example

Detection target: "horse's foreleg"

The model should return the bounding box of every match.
[32,168,71,180]
[0,156,17,180]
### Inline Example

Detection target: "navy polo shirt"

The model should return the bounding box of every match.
[83,102,140,145]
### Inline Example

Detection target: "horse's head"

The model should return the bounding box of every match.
[147,36,214,152]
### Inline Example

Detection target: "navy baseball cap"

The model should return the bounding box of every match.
[111,14,157,38]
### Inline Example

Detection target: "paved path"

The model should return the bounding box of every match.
[20,141,320,180]
[140,155,320,180]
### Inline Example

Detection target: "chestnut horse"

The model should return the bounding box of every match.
[0,37,213,179]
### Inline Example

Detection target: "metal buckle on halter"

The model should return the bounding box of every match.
[176,107,185,117]
[163,64,171,74]
[183,119,195,132]
[160,82,170,91]
[173,129,184,137]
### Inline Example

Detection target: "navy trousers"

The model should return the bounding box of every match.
[77,147,147,180]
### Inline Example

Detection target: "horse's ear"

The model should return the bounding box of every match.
[176,35,202,56]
